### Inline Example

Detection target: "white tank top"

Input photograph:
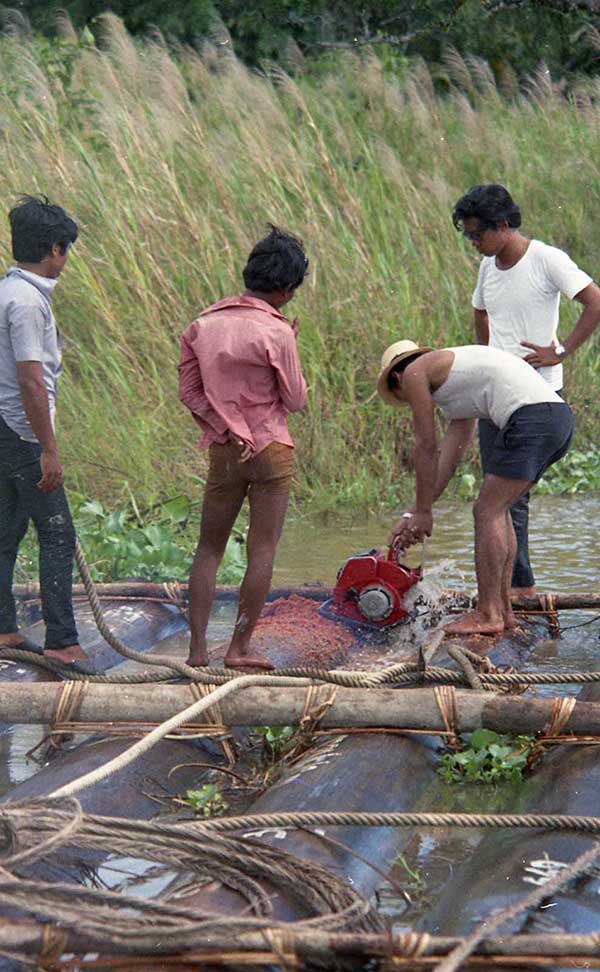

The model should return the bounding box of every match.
[431,346,562,429]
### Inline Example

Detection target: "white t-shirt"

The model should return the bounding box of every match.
[432,346,562,430]
[472,239,592,391]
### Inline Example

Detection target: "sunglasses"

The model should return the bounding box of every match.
[461,225,497,243]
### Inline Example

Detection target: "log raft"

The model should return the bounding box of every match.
[3,683,600,735]
[11,581,600,611]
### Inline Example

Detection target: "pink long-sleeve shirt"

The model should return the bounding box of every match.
[178,295,307,454]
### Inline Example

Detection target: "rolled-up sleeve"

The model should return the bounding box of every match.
[8,300,45,361]
[178,334,228,435]
[268,328,307,414]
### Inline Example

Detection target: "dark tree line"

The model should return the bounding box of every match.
[4,0,600,74]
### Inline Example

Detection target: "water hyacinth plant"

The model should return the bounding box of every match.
[438,729,534,785]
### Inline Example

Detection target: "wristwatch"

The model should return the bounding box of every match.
[555,343,568,360]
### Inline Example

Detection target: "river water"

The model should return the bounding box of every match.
[274,495,600,593]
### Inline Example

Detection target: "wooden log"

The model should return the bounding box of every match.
[2,918,600,961]
[3,683,600,735]
[11,582,329,603]
[12,580,600,612]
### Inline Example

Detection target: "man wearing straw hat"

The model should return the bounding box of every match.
[377,340,574,635]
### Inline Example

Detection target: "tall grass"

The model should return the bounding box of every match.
[1,20,599,514]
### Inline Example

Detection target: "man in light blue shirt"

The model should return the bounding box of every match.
[0,195,94,674]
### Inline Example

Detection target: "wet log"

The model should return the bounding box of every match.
[3,683,600,735]
[12,581,329,603]
[12,581,600,611]
[3,918,600,963]
[171,730,440,920]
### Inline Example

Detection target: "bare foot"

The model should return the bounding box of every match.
[186,652,209,667]
[503,610,519,630]
[224,650,275,671]
[44,644,91,664]
[186,639,209,667]
[0,632,31,648]
[510,586,537,598]
[444,611,504,636]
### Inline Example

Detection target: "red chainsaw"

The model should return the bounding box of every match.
[319,539,424,630]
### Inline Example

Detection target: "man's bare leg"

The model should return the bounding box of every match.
[502,512,519,629]
[445,474,531,636]
[224,488,290,671]
[187,492,245,667]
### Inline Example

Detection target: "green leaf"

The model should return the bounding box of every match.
[470,729,499,751]
[80,499,105,517]
[160,495,191,525]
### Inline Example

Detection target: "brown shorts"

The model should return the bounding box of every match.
[204,441,294,503]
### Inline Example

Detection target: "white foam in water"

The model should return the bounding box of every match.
[388,559,474,658]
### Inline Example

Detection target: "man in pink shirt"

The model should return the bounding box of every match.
[179,226,308,669]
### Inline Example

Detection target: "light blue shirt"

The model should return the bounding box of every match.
[0,267,61,441]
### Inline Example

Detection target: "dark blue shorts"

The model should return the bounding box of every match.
[485,402,574,483]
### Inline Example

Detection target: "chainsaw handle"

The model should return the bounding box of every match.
[388,537,427,576]
[387,537,406,563]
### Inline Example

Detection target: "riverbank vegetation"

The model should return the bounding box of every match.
[1,15,600,520]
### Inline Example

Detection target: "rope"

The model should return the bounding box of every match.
[188,682,237,765]
[25,681,89,760]
[0,799,384,943]
[39,925,69,971]
[396,931,430,958]
[50,680,88,751]
[434,685,461,749]
[47,674,316,799]
[4,641,600,689]
[447,644,484,690]
[539,592,561,637]
[527,695,577,770]
[284,683,338,762]
[73,539,218,681]
[4,799,600,965]
[263,928,296,972]
[172,808,600,835]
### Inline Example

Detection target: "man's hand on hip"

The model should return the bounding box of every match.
[234,438,255,463]
[521,341,564,368]
[38,449,63,492]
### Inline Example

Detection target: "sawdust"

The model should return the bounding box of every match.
[253,595,358,667]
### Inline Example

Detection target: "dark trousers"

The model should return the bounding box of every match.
[0,416,78,647]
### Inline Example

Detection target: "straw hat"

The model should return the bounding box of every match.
[376,340,433,406]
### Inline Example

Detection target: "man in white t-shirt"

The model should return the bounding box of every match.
[452,184,600,595]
